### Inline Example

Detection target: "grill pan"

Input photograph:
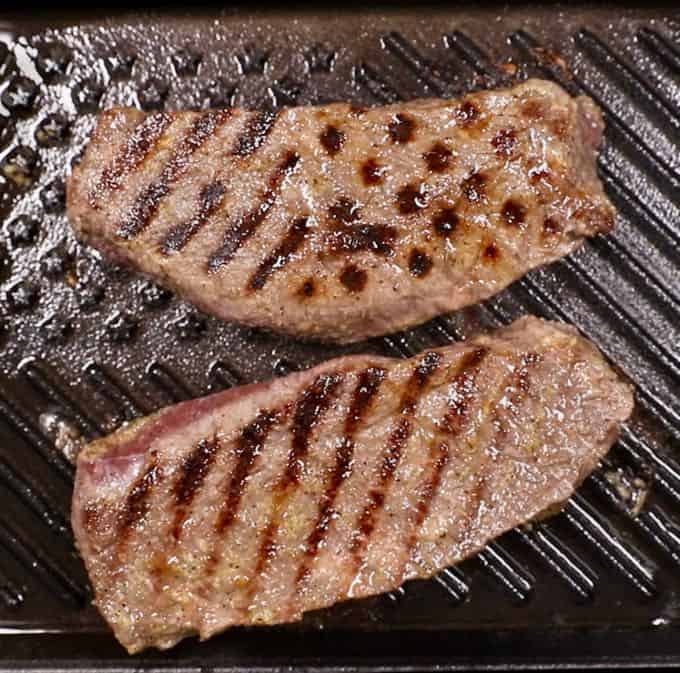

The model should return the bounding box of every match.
[1,3,679,669]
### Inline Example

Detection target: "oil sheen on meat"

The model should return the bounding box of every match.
[67,80,616,342]
[71,317,633,653]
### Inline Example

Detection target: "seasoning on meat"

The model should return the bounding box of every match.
[67,80,616,343]
[71,316,633,653]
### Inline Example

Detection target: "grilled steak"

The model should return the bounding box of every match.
[67,80,615,343]
[72,316,633,653]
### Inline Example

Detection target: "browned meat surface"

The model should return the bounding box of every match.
[67,80,615,343]
[71,316,633,653]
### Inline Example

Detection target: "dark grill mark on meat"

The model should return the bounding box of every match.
[501,199,526,227]
[360,158,384,186]
[340,264,367,292]
[397,183,427,214]
[90,112,173,205]
[457,352,541,544]
[388,113,416,143]
[207,152,300,273]
[482,242,500,263]
[214,410,279,535]
[116,110,231,240]
[172,437,219,540]
[247,374,343,596]
[349,352,441,562]
[119,453,161,538]
[248,217,310,291]
[287,374,344,486]
[441,348,488,435]
[401,440,450,575]
[329,197,359,224]
[529,168,553,186]
[543,216,561,235]
[432,207,459,238]
[408,248,433,278]
[326,223,396,257]
[320,125,345,156]
[456,100,480,127]
[233,111,278,158]
[423,142,452,172]
[160,181,226,254]
[491,129,517,158]
[462,172,487,203]
[297,278,315,298]
[295,367,386,588]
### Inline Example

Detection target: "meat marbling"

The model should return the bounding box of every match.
[66,80,615,342]
[71,316,633,653]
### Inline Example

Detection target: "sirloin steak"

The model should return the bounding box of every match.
[72,316,633,653]
[67,80,615,342]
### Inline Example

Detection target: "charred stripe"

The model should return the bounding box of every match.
[207,152,300,273]
[116,109,232,240]
[248,216,310,291]
[246,373,344,604]
[160,181,227,254]
[89,112,173,205]
[402,347,489,573]
[349,352,441,560]
[215,409,279,535]
[295,367,386,588]
[233,111,278,158]
[171,436,219,541]
[118,453,162,538]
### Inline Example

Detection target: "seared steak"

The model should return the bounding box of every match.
[71,317,633,653]
[67,80,615,342]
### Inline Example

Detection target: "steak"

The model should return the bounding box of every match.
[71,316,633,653]
[66,80,615,343]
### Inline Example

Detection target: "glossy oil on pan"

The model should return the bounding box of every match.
[0,3,679,670]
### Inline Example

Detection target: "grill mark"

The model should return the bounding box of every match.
[245,374,344,609]
[118,453,161,539]
[326,223,396,257]
[320,124,345,155]
[360,158,384,186]
[214,410,279,535]
[388,113,416,143]
[501,199,526,228]
[402,440,450,561]
[207,151,300,273]
[432,207,459,238]
[233,111,278,158]
[423,142,452,172]
[328,197,359,224]
[396,347,488,576]
[297,278,316,299]
[408,248,433,278]
[89,112,173,205]
[248,217,310,291]
[454,352,540,549]
[348,352,441,568]
[294,367,386,590]
[116,109,232,240]
[339,264,367,292]
[160,181,226,254]
[171,436,219,540]
[397,183,427,214]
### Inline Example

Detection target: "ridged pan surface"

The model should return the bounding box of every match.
[0,4,679,664]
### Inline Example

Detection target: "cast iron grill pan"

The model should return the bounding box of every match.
[0,4,679,667]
